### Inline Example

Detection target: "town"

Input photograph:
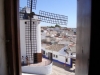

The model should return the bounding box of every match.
[41,25,76,68]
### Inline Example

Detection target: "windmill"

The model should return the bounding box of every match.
[19,0,68,64]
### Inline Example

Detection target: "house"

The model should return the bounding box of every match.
[42,44,74,67]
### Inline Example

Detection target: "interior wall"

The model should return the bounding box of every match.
[0,0,7,75]
[75,0,91,75]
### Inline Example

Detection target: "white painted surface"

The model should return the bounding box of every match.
[22,62,52,74]
[20,20,26,58]
[41,35,46,40]
[36,21,41,53]
[55,27,60,31]
[43,49,71,65]
[20,19,41,60]
[58,41,69,44]
[51,34,54,37]
[0,0,7,74]
[55,37,63,41]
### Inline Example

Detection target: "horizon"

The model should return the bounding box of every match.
[40,25,76,28]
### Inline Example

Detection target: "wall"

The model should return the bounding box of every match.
[20,20,26,57]
[22,62,52,74]
[41,32,46,40]
[20,19,41,58]
[55,27,60,32]
[0,0,7,74]
[43,49,72,66]
[36,21,41,53]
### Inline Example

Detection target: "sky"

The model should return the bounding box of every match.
[20,0,77,28]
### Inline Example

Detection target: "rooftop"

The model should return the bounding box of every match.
[45,44,65,52]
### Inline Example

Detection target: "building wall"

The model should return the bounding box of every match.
[43,49,72,66]
[36,21,41,53]
[54,27,60,31]
[20,20,41,60]
[22,62,52,74]
[0,0,7,74]
[20,20,26,57]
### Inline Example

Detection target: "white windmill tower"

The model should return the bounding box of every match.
[19,0,68,64]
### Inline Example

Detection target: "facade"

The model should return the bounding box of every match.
[19,7,52,74]
[20,19,41,63]
[42,44,74,67]
[20,7,42,63]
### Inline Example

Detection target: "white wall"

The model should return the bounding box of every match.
[0,0,7,74]
[36,21,41,53]
[20,20,26,58]
[20,19,41,59]
[55,27,60,31]
[56,37,63,41]
[22,62,52,74]
[44,49,71,65]
[41,32,46,40]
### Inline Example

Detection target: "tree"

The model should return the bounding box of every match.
[50,26,55,28]
[55,24,61,27]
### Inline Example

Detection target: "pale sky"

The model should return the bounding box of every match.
[20,0,77,28]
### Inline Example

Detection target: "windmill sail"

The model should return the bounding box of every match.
[37,10,68,25]
[27,0,37,10]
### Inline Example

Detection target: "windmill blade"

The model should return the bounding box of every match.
[27,0,37,10]
[19,7,27,13]
[19,7,33,19]
[36,10,68,25]
[19,7,25,19]
[19,7,22,12]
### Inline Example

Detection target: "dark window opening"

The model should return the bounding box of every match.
[53,54,55,57]
[56,55,58,58]
[25,21,27,24]
[42,50,45,55]
[64,49,67,52]
[66,58,68,62]
[74,32,76,35]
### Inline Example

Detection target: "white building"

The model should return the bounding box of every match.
[20,18,41,63]
[19,7,52,74]
[42,44,76,67]
[54,27,61,32]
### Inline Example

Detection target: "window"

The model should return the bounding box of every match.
[71,53,72,55]
[56,55,58,58]
[53,54,55,57]
[25,21,27,24]
[43,50,45,55]
[66,58,68,62]
[74,32,76,35]
[64,49,67,52]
